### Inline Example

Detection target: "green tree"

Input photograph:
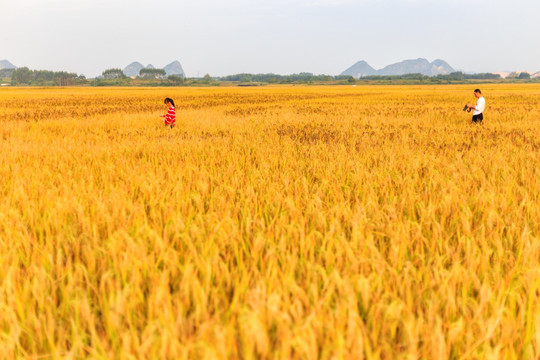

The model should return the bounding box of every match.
[11,67,79,86]
[102,68,125,79]
[139,68,166,79]
[167,75,184,85]
[11,67,33,85]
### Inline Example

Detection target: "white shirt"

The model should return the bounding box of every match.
[473,96,485,115]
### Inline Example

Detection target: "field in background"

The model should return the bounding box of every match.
[0,85,539,358]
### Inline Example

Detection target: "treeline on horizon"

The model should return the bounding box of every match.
[358,72,533,80]
[359,72,502,80]
[4,67,538,86]
[6,68,357,86]
[9,67,86,86]
[218,73,354,83]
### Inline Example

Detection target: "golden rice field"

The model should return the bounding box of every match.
[0,84,539,359]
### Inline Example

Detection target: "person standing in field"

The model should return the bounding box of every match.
[466,89,485,123]
[160,98,176,128]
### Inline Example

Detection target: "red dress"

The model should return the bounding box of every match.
[164,106,175,126]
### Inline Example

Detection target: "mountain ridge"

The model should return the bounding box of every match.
[341,58,455,78]
[0,59,17,70]
[163,61,185,77]
[123,61,185,77]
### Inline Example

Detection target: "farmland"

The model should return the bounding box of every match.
[0,85,539,358]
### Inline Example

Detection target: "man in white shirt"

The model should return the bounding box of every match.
[466,89,485,123]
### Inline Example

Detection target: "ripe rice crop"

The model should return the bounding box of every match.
[0,85,539,358]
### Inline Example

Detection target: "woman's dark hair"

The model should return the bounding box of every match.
[164,98,175,107]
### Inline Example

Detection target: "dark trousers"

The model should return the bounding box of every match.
[472,113,483,123]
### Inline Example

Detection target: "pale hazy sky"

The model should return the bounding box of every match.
[1,0,539,77]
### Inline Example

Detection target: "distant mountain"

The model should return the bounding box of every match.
[0,59,17,70]
[164,60,185,76]
[378,58,430,76]
[341,58,455,78]
[341,61,377,78]
[122,61,185,77]
[430,59,454,76]
[123,62,144,77]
